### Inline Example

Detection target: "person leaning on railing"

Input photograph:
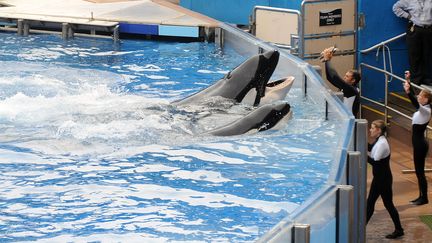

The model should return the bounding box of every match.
[320,47,361,117]
[393,0,432,85]
[366,119,404,239]
[403,71,431,205]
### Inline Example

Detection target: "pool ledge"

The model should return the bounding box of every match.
[0,0,219,38]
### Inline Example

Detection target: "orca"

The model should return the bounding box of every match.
[208,102,292,136]
[173,50,280,107]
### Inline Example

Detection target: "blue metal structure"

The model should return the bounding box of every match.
[180,0,415,101]
[179,0,303,25]
[357,0,408,100]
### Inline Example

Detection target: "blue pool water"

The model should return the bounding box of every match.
[0,32,340,242]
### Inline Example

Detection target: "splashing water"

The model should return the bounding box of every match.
[0,33,341,242]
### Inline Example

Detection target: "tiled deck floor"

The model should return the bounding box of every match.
[366,136,432,242]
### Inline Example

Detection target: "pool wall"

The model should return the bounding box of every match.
[218,23,367,243]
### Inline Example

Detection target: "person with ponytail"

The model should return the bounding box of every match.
[404,71,431,205]
[366,120,404,239]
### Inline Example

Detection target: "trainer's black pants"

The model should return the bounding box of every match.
[366,177,403,231]
[406,24,432,85]
[413,138,429,199]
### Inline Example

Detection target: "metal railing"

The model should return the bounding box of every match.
[360,33,406,54]
[361,33,406,84]
[359,32,431,129]
[360,33,432,175]
[359,63,425,124]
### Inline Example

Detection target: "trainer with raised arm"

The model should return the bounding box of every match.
[321,47,361,117]
[393,0,432,85]
[403,71,431,205]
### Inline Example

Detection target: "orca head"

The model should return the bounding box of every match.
[229,50,279,105]
[208,102,291,136]
[256,102,291,132]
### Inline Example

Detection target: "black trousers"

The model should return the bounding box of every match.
[366,178,403,231]
[413,140,429,198]
[406,24,432,85]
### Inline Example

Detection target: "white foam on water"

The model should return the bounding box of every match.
[89,51,135,56]
[162,170,233,183]
[133,83,150,90]
[125,64,164,72]
[146,74,170,80]
[0,149,71,165]
[130,184,298,214]
[8,231,45,238]
[17,48,64,61]
[197,70,214,74]
[105,145,253,165]
[58,165,121,172]
[152,81,178,85]
[269,173,286,179]
[128,164,179,173]
[201,142,265,157]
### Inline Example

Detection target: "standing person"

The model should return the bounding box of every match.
[320,47,361,117]
[393,0,432,85]
[366,120,404,239]
[404,71,431,205]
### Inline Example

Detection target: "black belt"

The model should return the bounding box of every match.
[415,24,432,29]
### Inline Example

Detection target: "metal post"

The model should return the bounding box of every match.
[113,25,119,42]
[17,19,23,36]
[347,151,361,243]
[384,71,389,125]
[337,185,354,243]
[355,119,368,243]
[62,23,69,40]
[23,22,29,36]
[67,25,74,39]
[292,224,310,243]
[303,74,307,96]
[215,27,224,49]
[203,27,215,42]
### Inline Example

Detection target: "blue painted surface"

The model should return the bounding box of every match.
[119,23,158,35]
[180,0,303,25]
[358,0,408,100]
[159,25,199,38]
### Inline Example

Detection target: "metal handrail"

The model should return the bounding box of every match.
[360,33,406,84]
[360,63,432,130]
[360,32,406,54]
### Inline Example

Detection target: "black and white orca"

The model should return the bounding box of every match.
[173,50,288,107]
[208,102,292,136]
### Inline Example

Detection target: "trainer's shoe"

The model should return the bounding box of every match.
[385,229,404,239]
[411,197,429,205]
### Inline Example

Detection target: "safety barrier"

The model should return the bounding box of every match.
[219,22,367,243]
